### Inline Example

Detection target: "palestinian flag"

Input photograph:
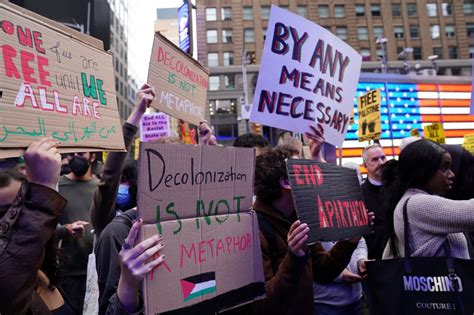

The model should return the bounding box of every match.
[180,272,216,302]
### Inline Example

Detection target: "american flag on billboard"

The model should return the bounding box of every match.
[341,82,472,165]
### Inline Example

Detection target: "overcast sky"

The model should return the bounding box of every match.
[128,0,183,84]
[157,0,183,9]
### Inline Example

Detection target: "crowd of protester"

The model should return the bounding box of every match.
[1,83,474,315]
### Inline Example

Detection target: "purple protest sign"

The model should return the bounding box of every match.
[140,112,170,142]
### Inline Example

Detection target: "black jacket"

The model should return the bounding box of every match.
[361,179,388,260]
[0,181,67,314]
[95,209,138,314]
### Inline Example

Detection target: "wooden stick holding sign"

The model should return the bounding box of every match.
[286,158,372,242]
[250,6,362,147]
[0,3,125,158]
[147,32,209,125]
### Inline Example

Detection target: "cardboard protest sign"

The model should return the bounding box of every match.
[138,143,265,313]
[423,122,446,144]
[148,32,209,125]
[0,3,124,158]
[286,158,371,242]
[241,104,251,120]
[358,89,381,142]
[140,112,170,142]
[463,133,474,154]
[179,119,196,144]
[250,6,362,147]
[410,128,420,137]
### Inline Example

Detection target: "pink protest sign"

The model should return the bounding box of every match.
[140,112,170,142]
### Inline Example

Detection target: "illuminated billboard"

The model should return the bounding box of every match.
[343,82,472,165]
[178,0,192,54]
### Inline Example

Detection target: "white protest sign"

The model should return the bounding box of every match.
[241,104,251,120]
[250,6,362,147]
[140,112,170,142]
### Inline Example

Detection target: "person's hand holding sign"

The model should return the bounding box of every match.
[367,211,375,226]
[198,120,217,146]
[24,137,61,190]
[117,219,165,312]
[287,220,309,257]
[127,84,156,127]
[348,212,375,244]
[305,124,326,162]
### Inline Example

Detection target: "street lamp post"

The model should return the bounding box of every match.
[427,55,443,126]
[242,50,251,133]
[376,37,389,73]
[428,55,439,74]
[415,63,422,75]
[397,47,413,74]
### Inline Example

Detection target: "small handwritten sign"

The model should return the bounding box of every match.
[286,158,371,242]
[140,112,170,142]
[358,89,381,142]
[250,6,362,147]
[410,128,420,137]
[463,133,474,154]
[423,122,446,144]
[0,3,124,158]
[147,32,209,125]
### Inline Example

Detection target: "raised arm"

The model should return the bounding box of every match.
[405,193,474,235]
[311,239,359,284]
[0,138,66,314]
[90,84,155,235]
[305,123,326,162]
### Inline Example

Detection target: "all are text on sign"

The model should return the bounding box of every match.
[0,3,124,158]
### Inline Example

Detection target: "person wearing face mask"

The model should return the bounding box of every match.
[115,160,137,213]
[60,154,71,175]
[56,151,99,313]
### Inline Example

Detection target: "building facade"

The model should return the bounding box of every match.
[108,0,134,120]
[156,8,180,45]
[154,7,185,135]
[195,0,474,144]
